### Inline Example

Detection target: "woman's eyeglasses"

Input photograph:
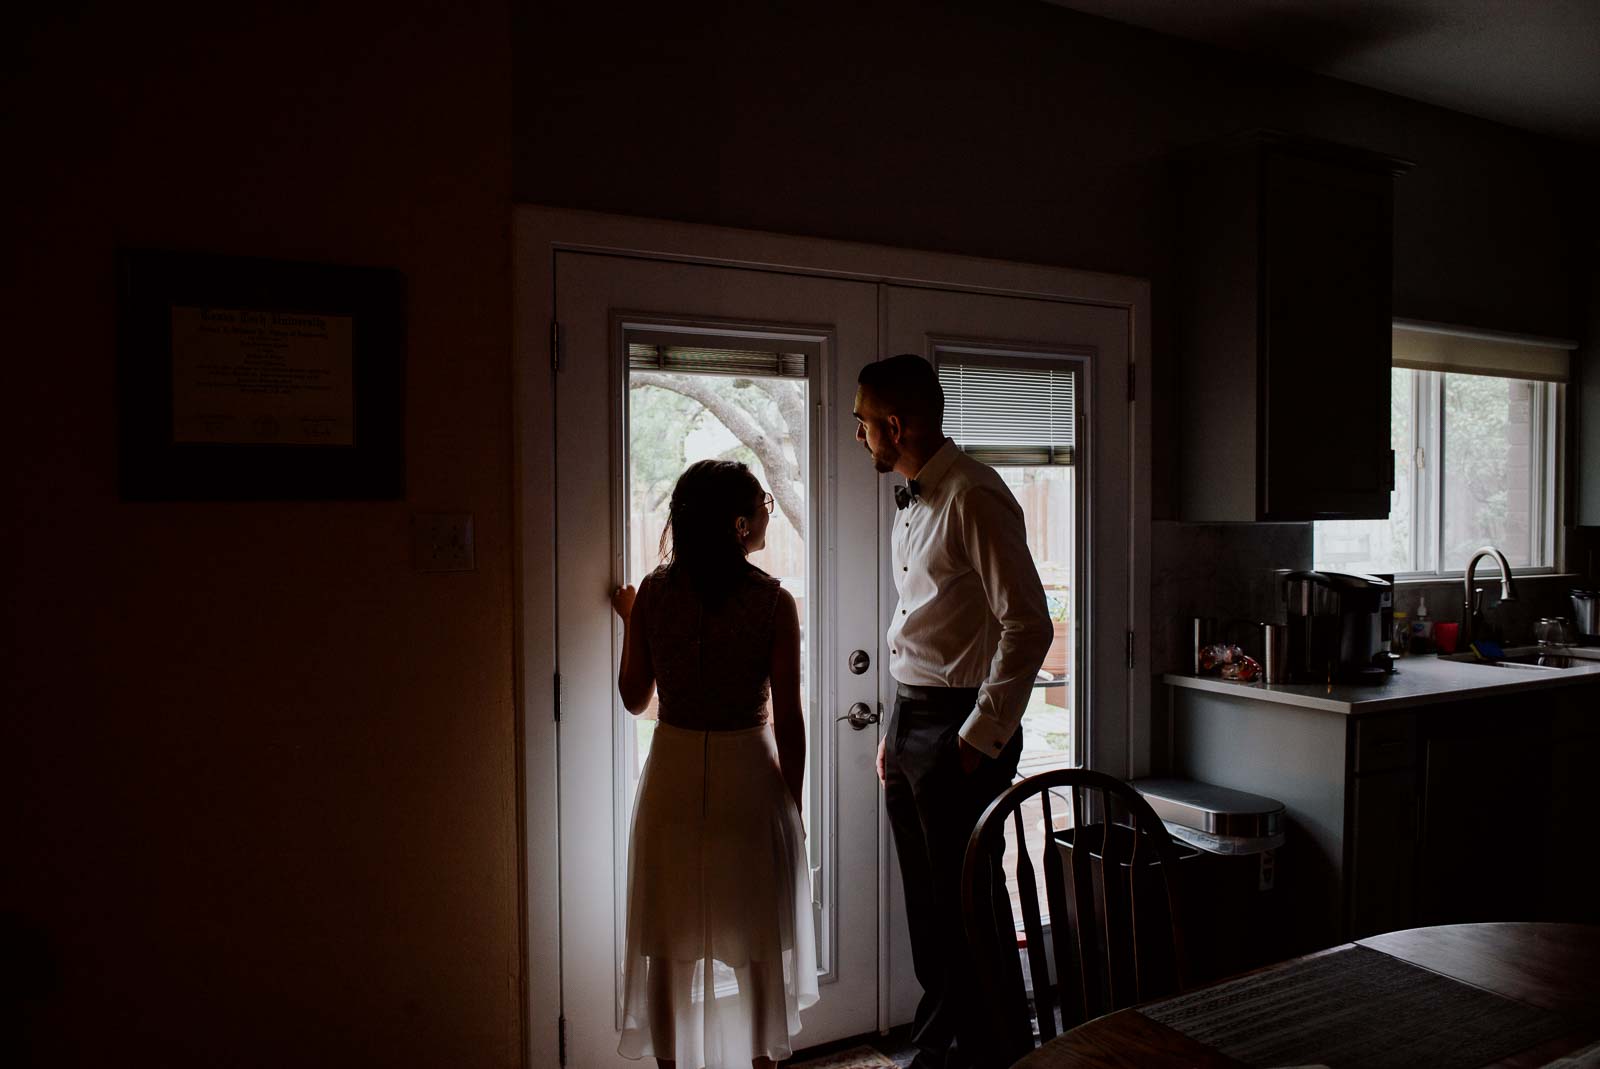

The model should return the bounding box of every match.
[760,492,775,514]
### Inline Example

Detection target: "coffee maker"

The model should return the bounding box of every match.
[1283,571,1393,684]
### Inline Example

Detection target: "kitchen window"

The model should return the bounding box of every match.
[1314,324,1571,578]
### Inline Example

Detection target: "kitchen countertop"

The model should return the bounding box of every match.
[1163,651,1600,715]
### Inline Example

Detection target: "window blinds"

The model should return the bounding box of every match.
[627,341,806,379]
[1392,321,1574,383]
[937,357,1076,466]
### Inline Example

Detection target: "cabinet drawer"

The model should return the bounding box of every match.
[1353,714,1415,773]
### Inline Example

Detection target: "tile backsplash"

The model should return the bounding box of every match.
[1391,575,1592,645]
[1149,523,1600,675]
[1150,521,1312,675]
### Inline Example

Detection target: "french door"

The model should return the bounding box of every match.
[878,284,1133,1023]
[535,227,1141,1065]
[554,252,882,1063]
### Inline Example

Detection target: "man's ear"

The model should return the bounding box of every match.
[886,414,904,443]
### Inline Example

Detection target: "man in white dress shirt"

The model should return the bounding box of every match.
[854,354,1053,1069]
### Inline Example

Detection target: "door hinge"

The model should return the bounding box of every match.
[1127,364,1136,403]
[1415,445,1426,472]
[558,1014,567,1066]
[550,320,562,372]
[553,672,562,723]
[1126,630,1136,670]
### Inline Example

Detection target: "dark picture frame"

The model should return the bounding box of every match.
[117,250,406,500]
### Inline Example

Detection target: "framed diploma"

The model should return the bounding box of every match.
[117,250,405,500]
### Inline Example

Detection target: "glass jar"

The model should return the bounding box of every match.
[1534,617,1575,647]
[1391,611,1409,656]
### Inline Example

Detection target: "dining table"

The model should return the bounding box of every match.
[1012,922,1600,1069]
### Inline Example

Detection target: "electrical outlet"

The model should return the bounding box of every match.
[412,512,475,572]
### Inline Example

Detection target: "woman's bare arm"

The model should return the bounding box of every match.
[770,589,806,813]
[613,580,656,714]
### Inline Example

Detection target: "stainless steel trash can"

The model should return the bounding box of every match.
[1132,777,1287,983]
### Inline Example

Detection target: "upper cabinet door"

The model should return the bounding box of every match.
[1178,133,1410,522]
[1259,149,1395,520]
[1578,269,1600,528]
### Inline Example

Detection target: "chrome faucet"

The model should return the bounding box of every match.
[1461,545,1517,647]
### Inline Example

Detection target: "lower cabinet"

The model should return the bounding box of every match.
[1545,699,1600,924]
[1364,691,1599,932]
[1174,682,1600,949]
[1347,767,1417,937]
[1415,702,1548,925]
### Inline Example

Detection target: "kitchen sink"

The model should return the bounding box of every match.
[1439,645,1600,671]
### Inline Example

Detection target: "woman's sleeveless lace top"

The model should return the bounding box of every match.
[642,564,782,731]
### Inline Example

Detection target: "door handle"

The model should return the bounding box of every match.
[836,702,880,731]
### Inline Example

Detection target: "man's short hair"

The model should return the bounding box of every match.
[858,353,944,426]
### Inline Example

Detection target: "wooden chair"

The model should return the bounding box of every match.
[960,769,1191,1062]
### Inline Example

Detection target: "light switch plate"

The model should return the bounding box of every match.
[412,512,475,572]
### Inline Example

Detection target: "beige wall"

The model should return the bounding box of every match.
[3,3,519,1065]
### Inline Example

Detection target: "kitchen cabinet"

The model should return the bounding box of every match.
[1414,699,1547,925]
[1547,702,1600,919]
[1346,713,1418,939]
[1580,267,1600,526]
[1168,665,1600,955]
[1178,132,1411,521]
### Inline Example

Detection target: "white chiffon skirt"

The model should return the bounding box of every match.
[618,721,818,1066]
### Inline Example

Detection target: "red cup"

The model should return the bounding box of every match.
[1434,621,1459,654]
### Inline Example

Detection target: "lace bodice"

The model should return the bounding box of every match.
[641,564,783,731]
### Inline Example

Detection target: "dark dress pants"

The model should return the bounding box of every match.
[884,685,1023,1069]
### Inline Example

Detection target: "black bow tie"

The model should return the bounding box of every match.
[894,480,921,510]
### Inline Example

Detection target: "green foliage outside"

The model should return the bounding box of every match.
[1442,373,1527,565]
[629,371,807,536]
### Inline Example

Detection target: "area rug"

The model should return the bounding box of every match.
[788,1045,897,1069]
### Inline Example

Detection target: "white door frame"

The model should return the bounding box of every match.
[514,205,1152,1067]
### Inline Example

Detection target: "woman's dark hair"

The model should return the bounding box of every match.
[660,459,765,601]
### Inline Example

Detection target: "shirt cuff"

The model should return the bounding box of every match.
[958,710,1013,759]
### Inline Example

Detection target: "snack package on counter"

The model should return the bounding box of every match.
[1198,642,1262,682]
[1221,656,1261,681]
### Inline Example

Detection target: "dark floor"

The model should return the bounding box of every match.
[790,1024,916,1067]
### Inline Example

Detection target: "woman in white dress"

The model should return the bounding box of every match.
[611,459,818,1069]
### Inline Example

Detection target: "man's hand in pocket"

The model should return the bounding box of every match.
[957,737,984,776]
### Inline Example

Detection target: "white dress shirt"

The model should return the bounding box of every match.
[888,439,1053,757]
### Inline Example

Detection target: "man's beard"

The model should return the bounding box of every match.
[865,441,894,473]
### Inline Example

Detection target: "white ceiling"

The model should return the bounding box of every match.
[1043,0,1600,143]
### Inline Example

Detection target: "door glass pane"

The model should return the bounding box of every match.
[1313,367,1413,573]
[997,466,1076,775]
[626,367,810,778]
[624,357,817,964]
[1442,373,1539,568]
[936,347,1081,776]
[992,464,1076,933]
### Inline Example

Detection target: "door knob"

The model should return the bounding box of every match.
[848,649,871,675]
[836,702,880,731]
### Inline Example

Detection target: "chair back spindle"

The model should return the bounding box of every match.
[961,769,1190,1058]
